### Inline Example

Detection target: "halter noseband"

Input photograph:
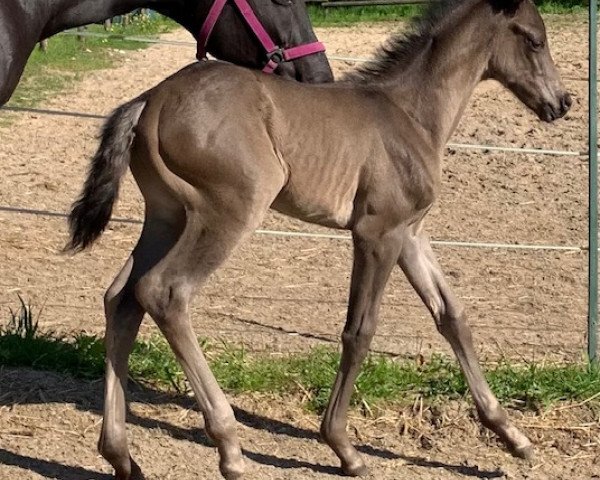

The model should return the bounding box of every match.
[197,0,326,73]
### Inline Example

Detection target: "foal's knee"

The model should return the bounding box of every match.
[429,296,467,339]
[341,326,375,359]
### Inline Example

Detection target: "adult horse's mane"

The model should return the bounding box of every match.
[344,0,479,83]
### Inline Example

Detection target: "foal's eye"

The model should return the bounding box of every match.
[526,36,544,51]
[272,0,293,5]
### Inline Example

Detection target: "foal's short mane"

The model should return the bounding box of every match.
[344,0,482,84]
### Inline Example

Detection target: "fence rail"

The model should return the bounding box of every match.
[0,205,589,253]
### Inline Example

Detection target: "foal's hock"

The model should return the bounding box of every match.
[68,0,570,478]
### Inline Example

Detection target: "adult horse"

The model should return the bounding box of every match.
[0,0,333,106]
[67,0,571,478]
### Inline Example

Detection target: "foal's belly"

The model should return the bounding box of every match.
[271,172,358,230]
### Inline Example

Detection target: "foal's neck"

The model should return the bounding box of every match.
[385,2,499,153]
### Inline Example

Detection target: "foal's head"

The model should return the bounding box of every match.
[206,0,334,82]
[486,0,571,121]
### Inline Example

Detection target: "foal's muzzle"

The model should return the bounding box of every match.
[539,92,572,122]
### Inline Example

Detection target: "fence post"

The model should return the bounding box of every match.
[588,0,598,364]
[77,26,86,42]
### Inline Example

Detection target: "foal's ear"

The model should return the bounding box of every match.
[490,0,525,15]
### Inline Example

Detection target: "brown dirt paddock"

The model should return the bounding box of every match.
[0,16,599,479]
[1,368,599,480]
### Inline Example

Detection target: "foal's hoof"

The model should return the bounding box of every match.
[220,459,245,480]
[510,442,534,461]
[115,459,145,480]
[131,461,146,479]
[341,458,368,477]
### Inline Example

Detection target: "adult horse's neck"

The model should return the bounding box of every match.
[40,0,190,39]
[382,1,499,153]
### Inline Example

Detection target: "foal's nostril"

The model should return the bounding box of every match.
[561,93,572,114]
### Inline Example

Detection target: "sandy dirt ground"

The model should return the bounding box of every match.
[1,368,598,480]
[0,18,593,362]
[0,16,599,480]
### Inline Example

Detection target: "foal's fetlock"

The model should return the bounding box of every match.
[98,433,143,480]
[477,406,533,460]
[499,425,533,460]
[99,439,128,472]
[206,416,245,479]
[321,426,367,477]
[205,412,239,445]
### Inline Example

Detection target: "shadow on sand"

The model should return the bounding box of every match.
[0,368,504,479]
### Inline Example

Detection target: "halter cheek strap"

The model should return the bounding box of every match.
[197,0,326,73]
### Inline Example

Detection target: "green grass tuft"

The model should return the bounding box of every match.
[6,295,40,339]
[1,301,598,413]
[308,4,421,27]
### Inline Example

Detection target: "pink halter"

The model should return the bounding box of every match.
[197,0,326,73]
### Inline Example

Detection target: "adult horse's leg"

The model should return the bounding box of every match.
[397,222,533,459]
[0,37,36,106]
[321,221,403,476]
[0,4,38,105]
[134,167,285,479]
[99,215,183,480]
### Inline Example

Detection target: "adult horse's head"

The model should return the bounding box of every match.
[193,0,334,82]
[485,0,571,121]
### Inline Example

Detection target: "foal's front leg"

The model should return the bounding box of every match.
[398,225,532,458]
[321,223,402,476]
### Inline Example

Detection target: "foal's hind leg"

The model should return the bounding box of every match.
[99,256,145,480]
[99,217,182,480]
[398,223,532,459]
[135,183,283,479]
[321,222,403,476]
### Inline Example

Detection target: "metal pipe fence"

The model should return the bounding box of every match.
[588,1,598,362]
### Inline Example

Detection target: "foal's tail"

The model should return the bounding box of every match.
[65,94,148,253]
